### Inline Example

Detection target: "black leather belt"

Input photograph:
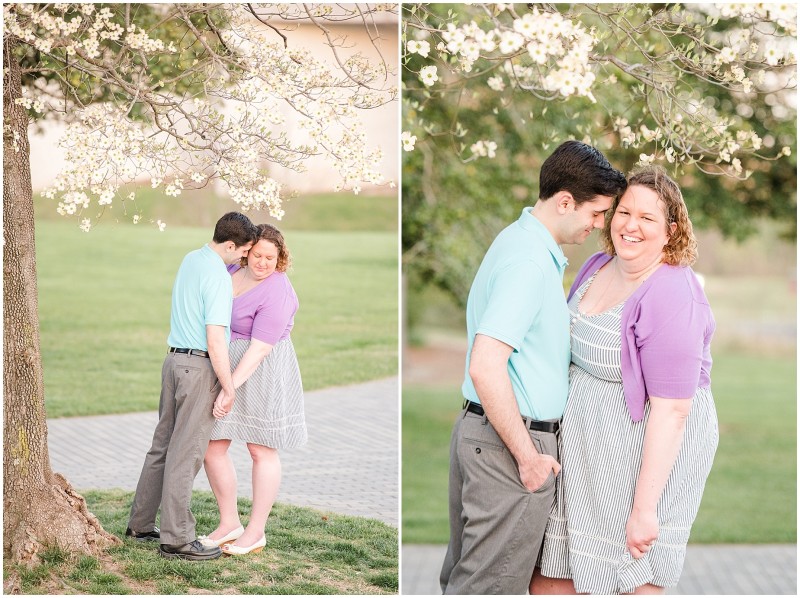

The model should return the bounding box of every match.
[464,400,559,434]
[169,347,210,358]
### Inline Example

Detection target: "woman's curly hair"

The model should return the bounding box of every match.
[241,223,292,272]
[600,165,698,267]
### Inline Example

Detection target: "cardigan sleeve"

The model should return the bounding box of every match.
[634,270,711,401]
[250,274,297,345]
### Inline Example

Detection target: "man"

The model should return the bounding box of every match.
[440,141,627,594]
[126,212,259,561]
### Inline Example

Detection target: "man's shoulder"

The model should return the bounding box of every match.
[486,220,549,263]
[177,247,227,282]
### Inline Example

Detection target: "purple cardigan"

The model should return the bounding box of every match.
[568,252,715,422]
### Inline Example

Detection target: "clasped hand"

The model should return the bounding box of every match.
[212,388,234,420]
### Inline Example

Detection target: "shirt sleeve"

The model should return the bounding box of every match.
[476,259,544,352]
[636,279,709,400]
[203,272,233,327]
[250,279,296,345]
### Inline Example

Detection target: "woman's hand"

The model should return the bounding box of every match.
[212,388,234,420]
[626,508,659,559]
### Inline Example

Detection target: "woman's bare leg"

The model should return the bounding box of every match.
[233,443,281,547]
[203,439,242,540]
[530,568,579,594]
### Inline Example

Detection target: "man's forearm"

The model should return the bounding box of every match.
[469,334,540,467]
[206,327,234,394]
[474,368,541,467]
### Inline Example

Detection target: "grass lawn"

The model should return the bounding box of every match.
[36,220,397,418]
[33,188,398,233]
[5,490,397,595]
[402,348,797,545]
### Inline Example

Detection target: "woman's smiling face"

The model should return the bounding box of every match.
[611,184,676,265]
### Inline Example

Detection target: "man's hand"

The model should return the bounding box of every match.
[625,508,659,559]
[212,388,234,420]
[519,453,560,493]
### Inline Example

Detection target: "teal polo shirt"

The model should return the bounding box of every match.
[166,244,233,351]
[462,208,570,420]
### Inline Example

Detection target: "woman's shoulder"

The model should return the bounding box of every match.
[256,271,296,298]
[645,264,709,304]
[266,270,292,287]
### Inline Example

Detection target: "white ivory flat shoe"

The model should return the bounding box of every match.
[198,525,244,548]
[221,535,266,555]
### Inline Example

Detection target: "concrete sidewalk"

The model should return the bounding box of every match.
[47,377,398,526]
[402,543,797,595]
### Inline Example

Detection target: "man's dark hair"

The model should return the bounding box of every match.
[539,141,627,204]
[212,212,259,247]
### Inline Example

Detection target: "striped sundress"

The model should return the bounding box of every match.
[538,273,718,594]
[210,337,308,449]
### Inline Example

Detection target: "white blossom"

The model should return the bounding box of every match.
[638,153,655,166]
[419,65,439,87]
[763,43,782,66]
[471,139,498,158]
[487,76,505,91]
[407,39,431,57]
[401,131,417,152]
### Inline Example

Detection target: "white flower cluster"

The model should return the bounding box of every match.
[717,4,797,36]
[470,140,497,159]
[616,109,768,176]
[9,4,395,227]
[435,6,598,100]
[2,5,174,61]
[14,96,44,113]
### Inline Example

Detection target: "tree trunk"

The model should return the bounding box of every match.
[2,37,120,583]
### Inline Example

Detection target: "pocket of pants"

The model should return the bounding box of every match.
[210,379,221,394]
[530,470,556,494]
[463,416,506,452]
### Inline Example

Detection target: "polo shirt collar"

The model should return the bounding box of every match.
[518,207,568,272]
[202,243,225,265]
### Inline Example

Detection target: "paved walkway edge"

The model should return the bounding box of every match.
[48,377,399,527]
[401,543,797,595]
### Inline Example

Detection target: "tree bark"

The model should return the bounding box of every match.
[2,37,120,582]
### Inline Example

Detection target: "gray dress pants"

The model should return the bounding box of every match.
[440,408,559,595]
[128,351,220,545]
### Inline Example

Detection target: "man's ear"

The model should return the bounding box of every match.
[555,191,574,214]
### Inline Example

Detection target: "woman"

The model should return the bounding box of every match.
[532,166,718,594]
[202,223,308,556]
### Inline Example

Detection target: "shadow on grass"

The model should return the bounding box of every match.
[6,489,397,595]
